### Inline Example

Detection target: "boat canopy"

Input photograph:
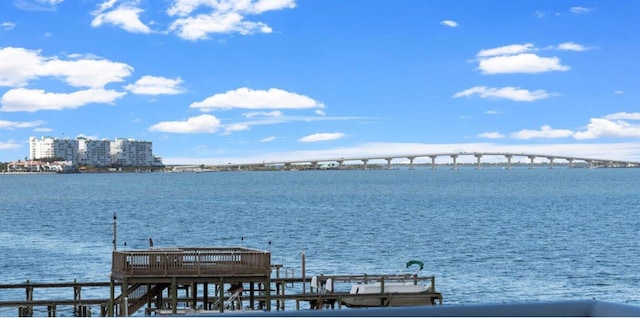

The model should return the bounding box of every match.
[406,260,424,271]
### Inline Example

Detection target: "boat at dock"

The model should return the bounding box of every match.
[341,281,434,307]
[340,260,440,308]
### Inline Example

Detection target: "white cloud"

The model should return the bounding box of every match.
[90,0,297,40]
[242,111,284,118]
[477,43,535,57]
[92,0,151,34]
[0,140,21,150]
[0,88,126,112]
[34,127,53,132]
[124,76,185,95]
[169,12,272,40]
[149,114,221,133]
[614,90,624,95]
[1,22,16,30]
[166,0,295,40]
[556,42,589,51]
[38,0,63,4]
[440,20,458,27]
[299,132,345,142]
[0,47,133,89]
[573,118,640,140]
[0,47,45,87]
[478,53,569,74]
[603,112,640,120]
[223,123,251,135]
[190,87,324,111]
[570,6,592,14]
[511,125,574,139]
[15,0,63,11]
[0,119,45,130]
[475,43,570,74]
[454,86,556,102]
[478,132,505,139]
[484,110,501,115]
[41,58,133,88]
[0,46,143,112]
[260,136,276,142]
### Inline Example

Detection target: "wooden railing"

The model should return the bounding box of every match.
[112,247,271,278]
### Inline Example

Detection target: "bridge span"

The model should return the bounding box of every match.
[213,152,640,170]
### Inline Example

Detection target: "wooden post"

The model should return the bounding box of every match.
[218,277,224,313]
[281,280,286,310]
[146,283,152,312]
[121,276,128,316]
[171,277,177,315]
[265,276,271,311]
[249,282,255,310]
[301,250,306,294]
[431,276,436,293]
[73,279,81,316]
[157,284,164,310]
[203,283,209,310]
[108,279,115,316]
[191,282,197,310]
[47,304,56,317]
[25,280,33,317]
[113,213,117,251]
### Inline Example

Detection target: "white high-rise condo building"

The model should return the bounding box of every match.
[78,137,111,167]
[29,136,163,167]
[30,136,78,162]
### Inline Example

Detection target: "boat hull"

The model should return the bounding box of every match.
[341,293,436,308]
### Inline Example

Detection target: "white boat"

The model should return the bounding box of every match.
[341,281,435,307]
[340,260,440,308]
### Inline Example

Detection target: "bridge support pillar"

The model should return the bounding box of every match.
[362,159,368,170]
[547,157,555,169]
[505,155,513,170]
[337,160,344,169]
[528,156,536,169]
[385,158,392,170]
[311,161,318,170]
[586,160,593,169]
[450,155,458,170]
[429,156,437,170]
[407,157,415,170]
[567,159,574,168]
[474,154,482,170]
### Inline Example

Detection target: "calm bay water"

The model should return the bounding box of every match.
[1,168,639,314]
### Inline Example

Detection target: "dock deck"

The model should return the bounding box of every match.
[111,247,271,279]
[0,246,442,316]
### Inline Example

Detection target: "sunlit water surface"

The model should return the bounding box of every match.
[1,168,638,315]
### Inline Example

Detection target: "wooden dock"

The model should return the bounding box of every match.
[0,246,442,316]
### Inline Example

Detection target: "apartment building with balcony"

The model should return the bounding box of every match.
[29,136,163,167]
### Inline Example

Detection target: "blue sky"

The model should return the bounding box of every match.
[0,0,638,165]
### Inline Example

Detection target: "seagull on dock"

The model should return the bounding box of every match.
[149,238,154,249]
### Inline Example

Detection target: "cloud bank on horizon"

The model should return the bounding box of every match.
[0,0,638,163]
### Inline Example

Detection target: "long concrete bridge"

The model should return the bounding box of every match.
[213,152,640,170]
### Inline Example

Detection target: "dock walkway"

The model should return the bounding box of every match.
[0,246,442,316]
